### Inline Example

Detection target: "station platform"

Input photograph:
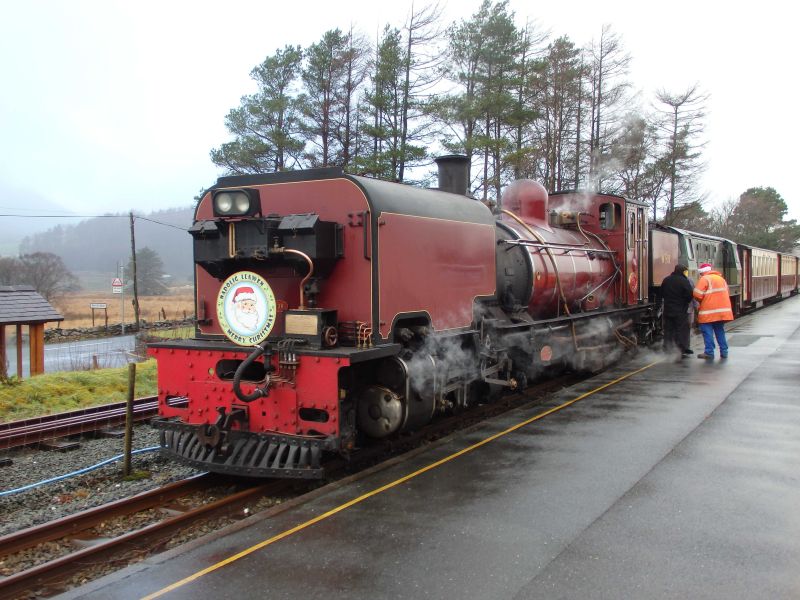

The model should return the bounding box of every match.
[62,296,800,600]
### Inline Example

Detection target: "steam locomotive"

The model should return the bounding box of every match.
[148,156,798,479]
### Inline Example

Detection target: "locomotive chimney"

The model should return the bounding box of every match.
[435,155,469,196]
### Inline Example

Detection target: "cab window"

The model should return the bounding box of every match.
[599,202,620,230]
[627,213,635,248]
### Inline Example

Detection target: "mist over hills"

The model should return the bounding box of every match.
[0,183,77,254]
[18,207,195,282]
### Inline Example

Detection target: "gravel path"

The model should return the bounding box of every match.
[0,425,201,536]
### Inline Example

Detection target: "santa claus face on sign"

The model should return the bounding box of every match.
[232,287,259,333]
[216,272,277,345]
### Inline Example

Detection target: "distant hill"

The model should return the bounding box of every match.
[19,207,195,280]
[0,183,76,254]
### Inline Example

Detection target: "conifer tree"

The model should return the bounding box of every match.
[302,29,350,167]
[210,45,305,174]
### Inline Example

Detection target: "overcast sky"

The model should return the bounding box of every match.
[0,0,796,225]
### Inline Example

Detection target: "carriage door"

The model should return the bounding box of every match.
[626,206,642,304]
[742,248,751,303]
[637,206,647,302]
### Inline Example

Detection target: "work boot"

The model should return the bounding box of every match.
[696,353,713,360]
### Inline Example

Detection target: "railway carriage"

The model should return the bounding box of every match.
[778,253,799,297]
[739,244,780,309]
[649,227,798,315]
[649,226,742,313]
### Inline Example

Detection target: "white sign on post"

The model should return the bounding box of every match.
[112,277,123,294]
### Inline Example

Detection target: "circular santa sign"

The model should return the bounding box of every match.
[216,271,277,345]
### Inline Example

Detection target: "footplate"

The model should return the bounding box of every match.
[152,418,337,479]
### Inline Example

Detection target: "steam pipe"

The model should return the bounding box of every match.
[502,240,616,254]
[502,239,590,249]
[270,247,314,309]
[575,212,623,302]
[228,223,236,258]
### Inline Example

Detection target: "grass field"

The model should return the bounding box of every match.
[0,360,158,422]
[49,289,194,329]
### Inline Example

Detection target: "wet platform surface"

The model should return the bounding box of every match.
[62,297,800,600]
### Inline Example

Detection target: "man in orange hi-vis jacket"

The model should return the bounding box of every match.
[693,262,734,359]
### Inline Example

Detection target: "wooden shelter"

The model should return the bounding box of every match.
[0,286,64,378]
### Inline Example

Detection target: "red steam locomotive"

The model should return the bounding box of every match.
[149,156,659,478]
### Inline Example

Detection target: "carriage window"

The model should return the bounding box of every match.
[627,213,635,248]
[686,238,695,260]
[599,203,620,230]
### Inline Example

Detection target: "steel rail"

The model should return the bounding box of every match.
[0,473,211,557]
[0,477,292,599]
[0,396,167,450]
[0,371,593,598]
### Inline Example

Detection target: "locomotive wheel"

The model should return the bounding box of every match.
[512,371,528,392]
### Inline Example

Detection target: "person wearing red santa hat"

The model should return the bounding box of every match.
[692,263,734,359]
[232,286,259,332]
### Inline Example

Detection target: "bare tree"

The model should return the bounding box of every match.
[397,1,445,182]
[654,83,709,219]
[608,113,671,214]
[7,253,80,300]
[586,25,632,189]
[0,257,19,286]
[336,27,370,168]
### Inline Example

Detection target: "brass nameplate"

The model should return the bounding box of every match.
[285,313,319,336]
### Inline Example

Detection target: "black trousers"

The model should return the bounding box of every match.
[664,313,690,353]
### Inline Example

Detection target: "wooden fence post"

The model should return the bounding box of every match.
[123,363,136,476]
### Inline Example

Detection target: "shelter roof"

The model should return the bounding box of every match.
[0,286,64,325]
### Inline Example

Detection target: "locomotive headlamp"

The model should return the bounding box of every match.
[212,189,259,217]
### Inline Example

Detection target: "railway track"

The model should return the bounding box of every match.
[0,370,585,598]
[0,473,296,599]
[0,397,169,450]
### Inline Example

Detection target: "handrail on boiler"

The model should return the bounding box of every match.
[501,239,617,254]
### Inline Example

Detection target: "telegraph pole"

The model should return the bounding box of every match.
[119,261,125,335]
[129,212,141,329]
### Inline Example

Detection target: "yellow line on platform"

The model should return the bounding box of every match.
[142,359,661,600]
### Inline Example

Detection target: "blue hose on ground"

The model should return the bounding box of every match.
[0,446,161,497]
